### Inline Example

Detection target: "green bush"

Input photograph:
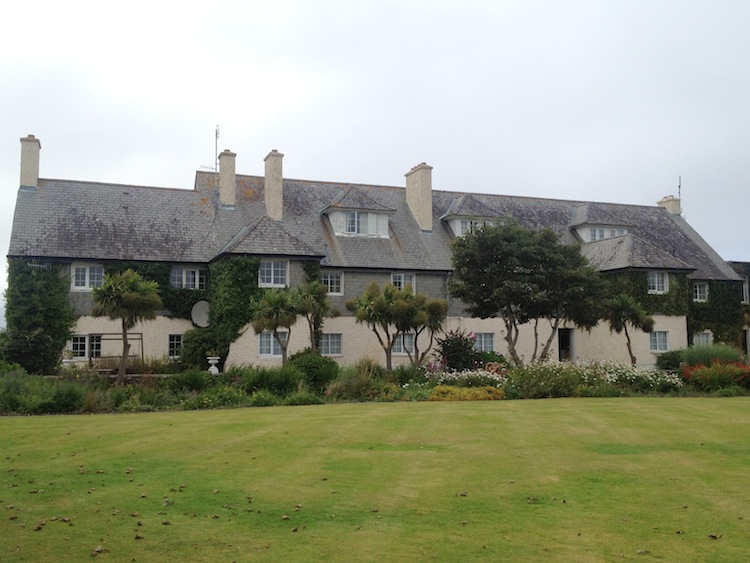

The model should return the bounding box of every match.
[288,349,340,393]
[656,350,683,372]
[249,389,281,407]
[168,368,211,393]
[232,365,304,397]
[504,363,582,399]
[284,390,326,406]
[681,344,744,367]
[388,364,425,386]
[181,385,250,410]
[435,330,483,371]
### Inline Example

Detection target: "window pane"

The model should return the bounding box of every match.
[74,267,87,287]
[321,272,341,294]
[90,335,102,358]
[259,261,272,285]
[321,333,342,355]
[168,334,182,358]
[650,331,668,351]
[170,268,183,288]
[184,270,196,289]
[89,266,103,288]
[72,336,87,358]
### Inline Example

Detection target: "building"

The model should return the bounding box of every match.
[8,135,745,368]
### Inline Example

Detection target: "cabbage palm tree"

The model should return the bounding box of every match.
[92,269,162,384]
[604,293,654,366]
[249,288,299,365]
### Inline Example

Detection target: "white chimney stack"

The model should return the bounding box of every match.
[264,149,284,221]
[218,149,236,207]
[20,134,41,188]
[405,162,433,231]
[657,195,681,215]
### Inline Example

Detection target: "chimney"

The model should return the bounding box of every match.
[218,149,236,207]
[20,134,41,188]
[405,162,433,231]
[264,149,284,221]
[657,195,681,215]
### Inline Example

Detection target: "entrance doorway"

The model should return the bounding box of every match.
[558,328,574,362]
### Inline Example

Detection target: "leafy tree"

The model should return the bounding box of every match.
[4,259,76,374]
[449,221,605,366]
[294,280,338,353]
[391,289,447,367]
[346,282,403,372]
[92,269,162,383]
[346,282,447,370]
[249,288,299,365]
[603,292,654,366]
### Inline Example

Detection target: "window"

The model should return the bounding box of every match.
[259,260,288,287]
[473,333,494,352]
[71,336,87,358]
[588,227,626,242]
[320,272,343,295]
[693,282,709,302]
[650,331,669,352]
[458,219,493,236]
[391,273,415,291]
[259,332,287,356]
[693,331,711,346]
[71,335,101,358]
[170,267,207,290]
[743,277,749,304]
[392,333,415,355]
[168,334,183,358]
[647,271,668,294]
[342,211,388,236]
[320,333,342,355]
[71,263,104,290]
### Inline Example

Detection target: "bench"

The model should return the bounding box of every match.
[90,355,138,376]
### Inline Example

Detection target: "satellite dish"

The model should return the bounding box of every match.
[191,300,210,327]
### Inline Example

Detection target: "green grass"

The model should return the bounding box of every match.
[1,399,750,561]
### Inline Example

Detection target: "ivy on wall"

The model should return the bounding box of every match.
[3,259,77,373]
[181,256,261,368]
[605,271,689,317]
[688,280,744,345]
[104,262,207,319]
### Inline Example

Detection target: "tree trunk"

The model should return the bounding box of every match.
[623,325,637,366]
[503,317,524,367]
[117,317,130,385]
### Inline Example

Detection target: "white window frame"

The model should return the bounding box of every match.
[320,272,343,295]
[339,211,388,237]
[473,333,494,352]
[71,263,104,291]
[650,331,669,352]
[259,332,287,356]
[391,273,415,291]
[320,333,342,356]
[259,260,288,288]
[693,331,712,346]
[457,219,493,236]
[693,282,709,303]
[392,333,415,355]
[70,334,102,359]
[647,271,668,294]
[170,267,207,290]
[168,334,183,359]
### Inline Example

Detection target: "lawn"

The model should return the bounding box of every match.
[1,398,749,562]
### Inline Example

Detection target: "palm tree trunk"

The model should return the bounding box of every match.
[118,317,130,385]
[623,325,636,366]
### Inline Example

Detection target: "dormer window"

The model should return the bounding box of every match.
[453,219,494,236]
[589,227,626,241]
[329,211,388,237]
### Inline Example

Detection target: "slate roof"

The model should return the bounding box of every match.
[581,234,694,272]
[8,172,740,282]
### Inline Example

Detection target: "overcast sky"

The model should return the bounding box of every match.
[2,0,749,328]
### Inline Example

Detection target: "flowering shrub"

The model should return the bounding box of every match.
[428,385,505,401]
[430,369,507,388]
[435,330,483,371]
[682,361,750,392]
[576,361,683,394]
